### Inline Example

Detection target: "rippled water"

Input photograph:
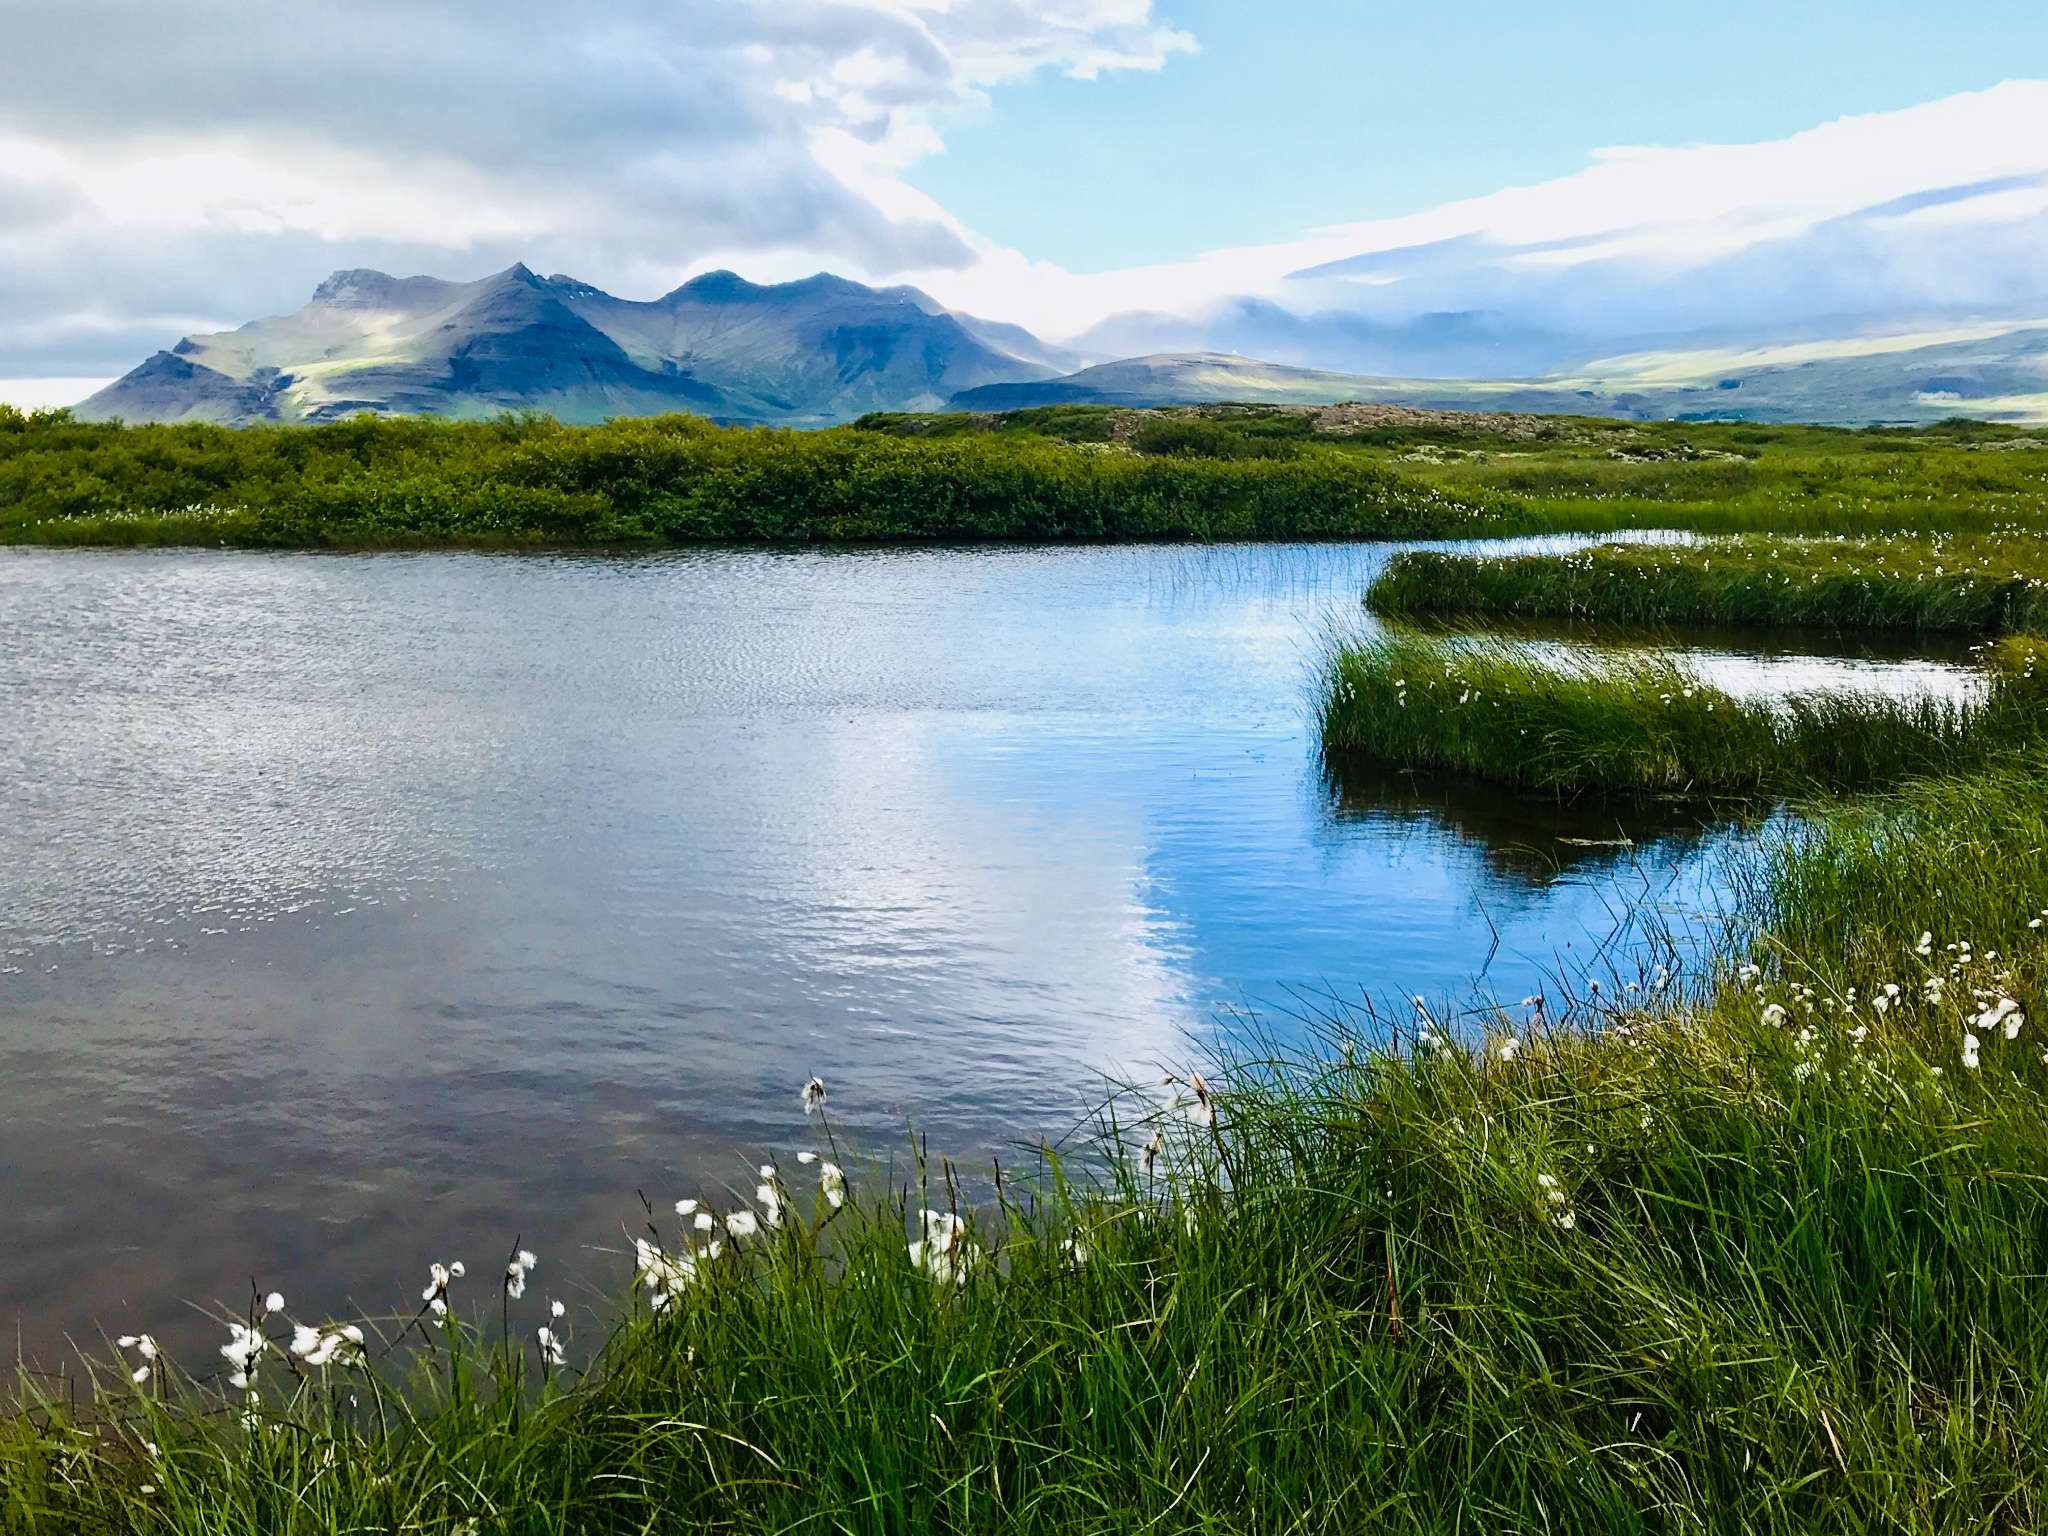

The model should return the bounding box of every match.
[0,543,1972,1365]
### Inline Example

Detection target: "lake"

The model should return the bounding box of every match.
[0,542,1965,1366]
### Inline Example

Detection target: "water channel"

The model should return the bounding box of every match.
[0,542,1975,1365]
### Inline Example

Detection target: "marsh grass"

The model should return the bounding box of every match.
[1369,533,2048,636]
[8,827,2048,1534]
[1320,631,2048,798]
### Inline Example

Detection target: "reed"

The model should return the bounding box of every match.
[1367,534,2048,636]
[1320,631,2048,798]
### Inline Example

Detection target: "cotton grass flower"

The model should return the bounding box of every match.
[422,1262,463,1317]
[634,1238,696,1310]
[820,1161,846,1209]
[1497,1037,1521,1062]
[1762,1003,1788,1027]
[726,1209,760,1239]
[504,1249,537,1299]
[693,1210,714,1232]
[755,1184,783,1229]
[116,1334,158,1384]
[1140,1129,1164,1181]
[1975,997,2025,1039]
[535,1326,566,1368]
[220,1322,266,1389]
[675,1198,698,1216]
[796,1151,817,1165]
[288,1323,365,1368]
[1963,1033,1982,1071]
[800,1077,828,1115]
[909,1209,974,1285]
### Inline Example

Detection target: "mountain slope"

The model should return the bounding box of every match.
[81,267,1067,427]
[951,325,2048,425]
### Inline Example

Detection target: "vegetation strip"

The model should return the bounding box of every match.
[1369,534,2048,636]
[0,409,1501,549]
[1320,631,2048,797]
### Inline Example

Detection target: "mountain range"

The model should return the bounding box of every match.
[81,265,1084,429]
[80,266,2048,429]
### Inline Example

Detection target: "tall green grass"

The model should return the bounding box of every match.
[1320,632,2048,797]
[1369,534,2048,635]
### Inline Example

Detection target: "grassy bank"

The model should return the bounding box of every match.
[8,755,2048,1531]
[1368,534,2048,636]
[1320,632,2048,798]
[0,409,1500,549]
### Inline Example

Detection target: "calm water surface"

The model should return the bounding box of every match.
[0,543,1964,1364]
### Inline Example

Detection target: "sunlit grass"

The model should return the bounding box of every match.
[1320,630,2048,798]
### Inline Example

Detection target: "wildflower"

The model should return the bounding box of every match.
[796,1151,817,1165]
[1187,1072,1217,1130]
[1536,1173,1566,1205]
[290,1324,364,1368]
[264,1292,285,1314]
[1976,997,2025,1039]
[675,1198,698,1216]
[820,1161,846,1209]
[755,1184,783,1229]
[1762,1003,1787,1027]
[1497,1037,1521,1062]
[422,1262,462,1317]
[220,1322,266,1389]
[1925,976,1945,1004]
[1917,932,1934,957]
[536,1326,566,1368]
[693,1210,714,1232]
[505,1249,537,1299]
[634,1238,696,1309]
[1141,1129,1164,1180]
[801,1077,828,1115]
[551,1299,566,1318]
[116,1334,158,1384]
[1061,1236,1090,1267]
[909,1209,974,1285]
[1737,964,1761,989]
[1963,1033,1982,1071]
[726,1210,760,1239]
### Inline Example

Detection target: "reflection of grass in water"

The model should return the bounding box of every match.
[13,754,2048,1528]
[1325,758,1745,886]
[1322,632,2048,798]
[1370,533,2048,636]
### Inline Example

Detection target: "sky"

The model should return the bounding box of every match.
[10,0,2048,401]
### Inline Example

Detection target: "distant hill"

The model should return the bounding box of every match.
[81,266,1080,428]
[951,326,2048,425]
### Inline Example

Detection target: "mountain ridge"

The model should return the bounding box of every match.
[82,266,1080,428]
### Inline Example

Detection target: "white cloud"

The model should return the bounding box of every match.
[0,0,1189,374]
[907,79,2048,362]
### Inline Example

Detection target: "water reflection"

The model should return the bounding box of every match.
[0,541,1875,1370]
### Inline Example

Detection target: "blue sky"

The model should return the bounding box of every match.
[909,0,2048,270]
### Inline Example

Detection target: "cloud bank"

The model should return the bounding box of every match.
[911,80,2048,373]
[0,0,1190,376]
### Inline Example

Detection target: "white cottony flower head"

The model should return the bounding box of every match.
[1141,1129,1164,1180]
[1762,1003,1787,1027]
[423,1263,451,1302]
[634,1238,696,1301]
[449,1262,465,1279]
[801,1077,828,1116]
[264,1292,285,1315]
[1497,1037,1521,1062]
[1917,932,1934,957]
[1061,1236,1090,1267]
[1975,998,2024,1039]
[910,1210,974,1285]
[536,1326,566,1368]
[759,1165,776,1181]
[796,1151,817,1165]
[726,1210,760,1239]
[550,1299,567,1319]
[675,1199,698,1216]
[517,1250,537,1271]
[291,1324,364,1368]
[693,1210,714,1231]
[755,1185,783,1229]
[821,1162,846,1209]
[429,1298,448,1318]
[118,1334,159,1362]
[1963,1033,1982,1071]
[220,1322,266,1371]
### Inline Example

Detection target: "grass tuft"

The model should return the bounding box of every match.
[1320,631,2048,798]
